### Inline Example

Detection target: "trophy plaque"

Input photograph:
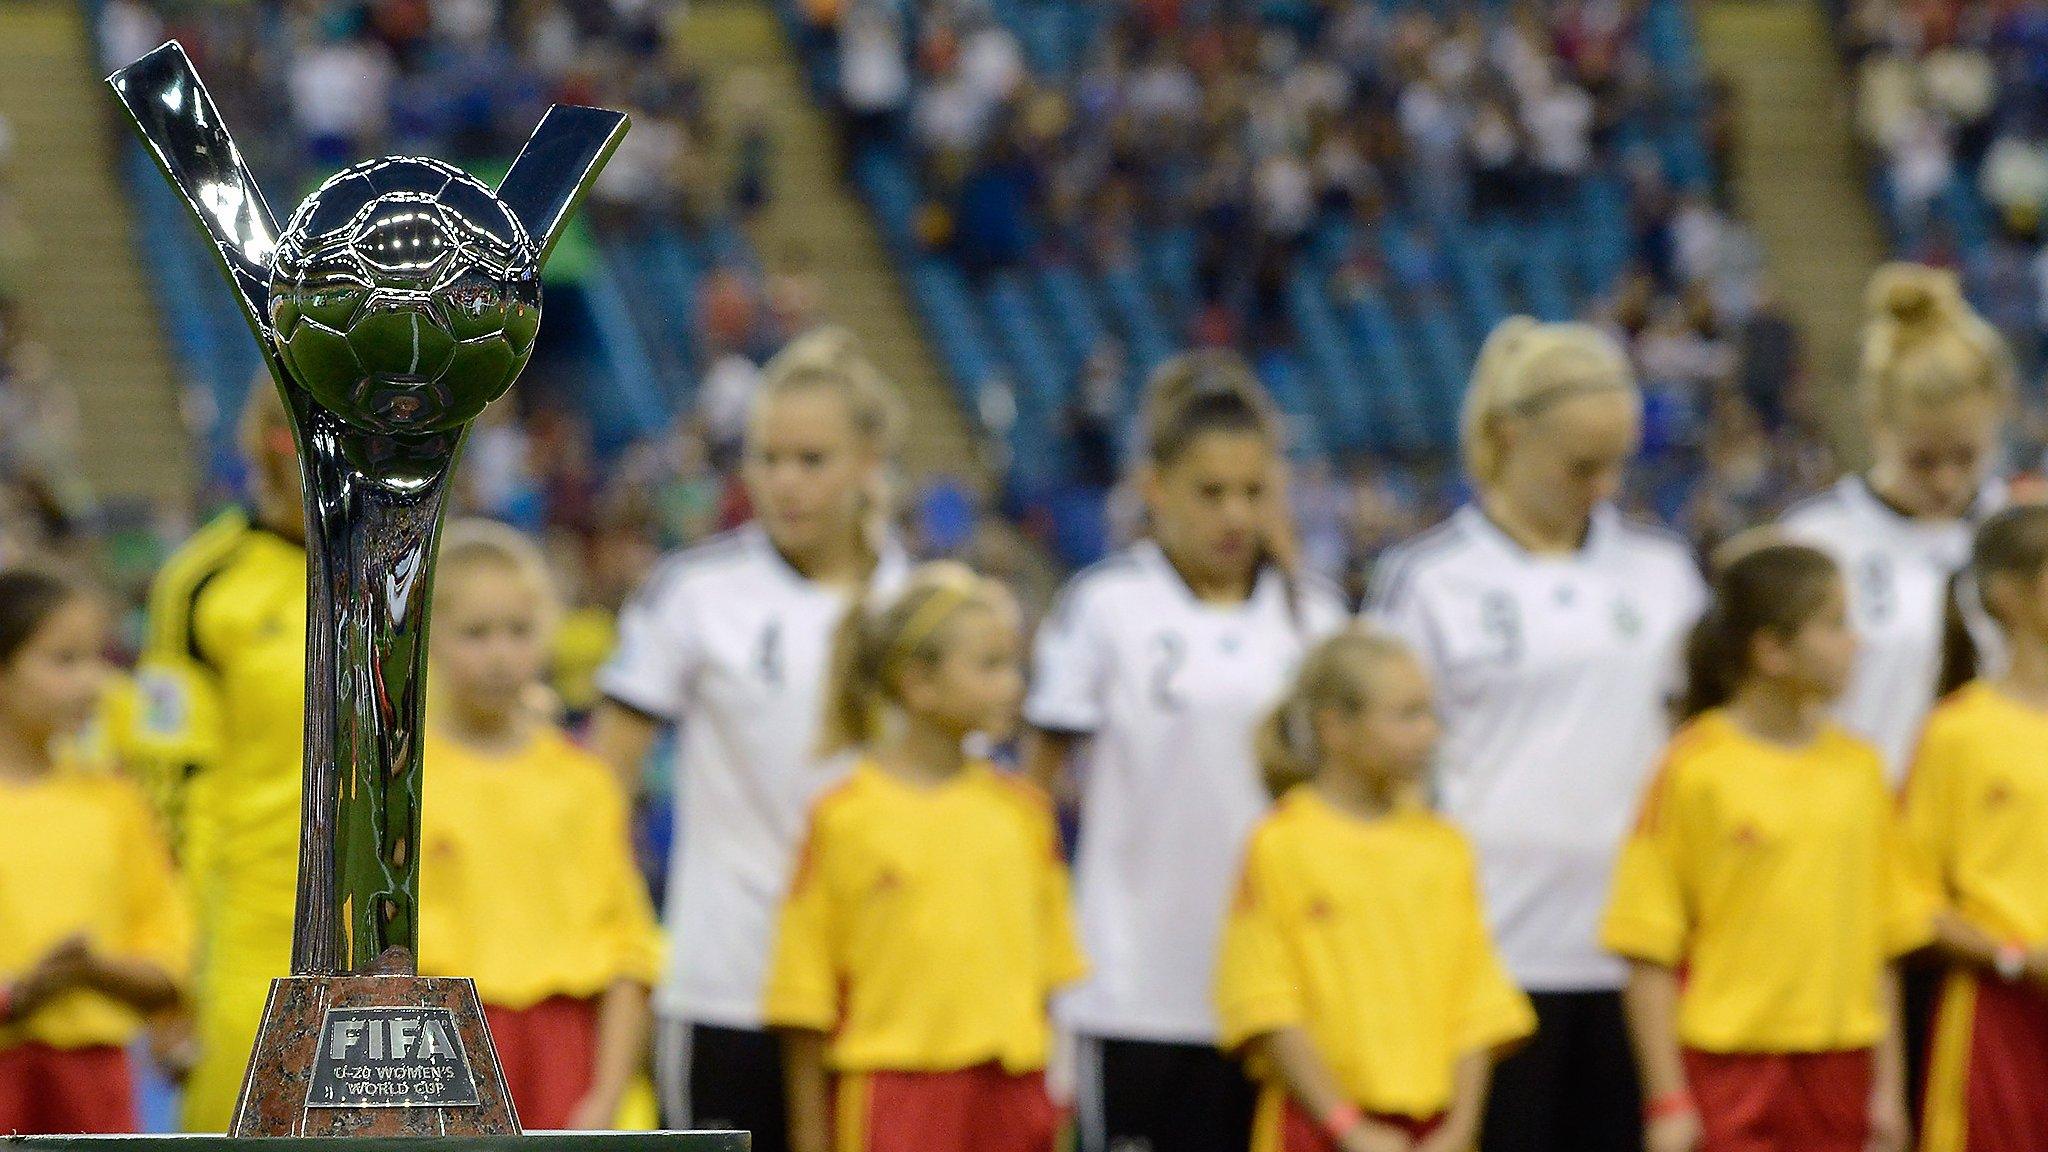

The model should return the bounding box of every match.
[109,42,625,1136]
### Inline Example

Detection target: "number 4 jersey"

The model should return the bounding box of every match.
[598,525,910,1028]
[1026,541,1346,1043]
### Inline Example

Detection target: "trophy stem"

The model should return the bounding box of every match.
[290,401,463,977]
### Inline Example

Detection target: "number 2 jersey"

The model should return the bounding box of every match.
[1026,541,1345,1043]
[1367,505,1705,992]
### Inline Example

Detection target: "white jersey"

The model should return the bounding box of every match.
[598,525,910,1027]
[1027,542,1346,1043]
[1779,475,2003,783]
[1366,505,1705,992]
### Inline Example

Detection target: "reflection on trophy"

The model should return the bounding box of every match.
[108,41,625,1136]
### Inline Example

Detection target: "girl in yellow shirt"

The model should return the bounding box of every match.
[1215,628,1534,1152]
[1606,542,1931,1152]
[763,563,1086,1152]
[0,569,187,1132]
[419,522,662,1129]
[1905,505,2048,1152]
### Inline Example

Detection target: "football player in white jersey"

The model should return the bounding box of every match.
[1778,263,2013,1136]
[1779,263,2013,784]
[1023,352,1346,1152]
[589,328,910,1149]
[1367,318,1706,1152]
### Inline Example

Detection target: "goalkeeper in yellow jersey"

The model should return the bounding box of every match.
[124,384,307,1132]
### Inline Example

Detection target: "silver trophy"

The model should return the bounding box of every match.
[110,42,625,1134]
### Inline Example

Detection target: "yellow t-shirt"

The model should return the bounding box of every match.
[1215,788,1534,1120]
[551,606,616,717]
[0,768,190,1049]
[1603,712,1934,1053]
[418,727,663,1008]
[1902,682,2048,948]
[762,761,1087,1074]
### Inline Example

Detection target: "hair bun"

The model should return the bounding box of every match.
[1867,263,1957,330]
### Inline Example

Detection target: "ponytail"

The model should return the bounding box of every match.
[1256,627,1416,797]
[817,561,1004,759]
[1859,263,2013,424]
[1680,542,1840,720]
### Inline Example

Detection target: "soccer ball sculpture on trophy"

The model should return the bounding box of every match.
[108,41,627,1135]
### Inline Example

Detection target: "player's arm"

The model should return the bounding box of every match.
[588,699,662,799]
[569,977,649,1129]
[1621,961,1698,1152]
[779,1028,831,1152]
[1021,727,1080,797]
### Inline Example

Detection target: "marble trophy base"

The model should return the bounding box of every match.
[0,1131,753,1139]
[231,974,517,1136]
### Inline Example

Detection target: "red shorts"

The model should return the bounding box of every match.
[1920,972,2048,1152]
[1683,1047,1873,1152]
[0,1044,136,1134]
[484,996,598,1130]
[832,1065,1063,1152]
[1249,1087,1444,1152]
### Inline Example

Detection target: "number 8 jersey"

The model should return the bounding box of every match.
[1025,541,1346,1042]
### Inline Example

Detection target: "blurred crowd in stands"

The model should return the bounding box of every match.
[0,115,104,583]
[32,0,2048,639]
[1840,0,2048,384]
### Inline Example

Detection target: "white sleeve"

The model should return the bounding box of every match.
[1025,578,1111,734]
[596,570,702,723]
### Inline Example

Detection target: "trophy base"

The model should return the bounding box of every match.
[231,974,518,1136]
[3,1136,748,1150]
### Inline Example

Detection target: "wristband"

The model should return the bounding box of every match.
[1321,1102,1364,1141]
[1645,1090,1696,1121]
[1995,942,2029,983]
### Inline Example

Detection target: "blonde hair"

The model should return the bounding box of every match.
[818,561,1010,758]
[1859,263,2013,423]
[1460,317,1637,486]
[755,324,903,456]
[433,518,562,635]
[1255,627,1418,797]
[752,324,905,547]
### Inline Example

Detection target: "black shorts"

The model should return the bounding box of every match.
[1075,1035,1256,1152]
[656,1018,788,1152]
[1482,989,1641,1152]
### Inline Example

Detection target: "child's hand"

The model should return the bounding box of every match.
[1413,1126,1477,1152]
[1646,1110,1702,1152]
[1342,1119,1417,1152]
[1866,1083,1909,1152]
[8,935,93,1020]
[566,1090,617,1131]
